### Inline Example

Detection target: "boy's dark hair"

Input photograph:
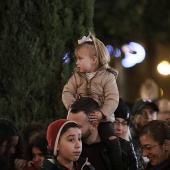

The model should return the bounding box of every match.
[60,122,81,137]
[70,97,100,116]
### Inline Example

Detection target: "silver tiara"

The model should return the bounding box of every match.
[78,35,93,44]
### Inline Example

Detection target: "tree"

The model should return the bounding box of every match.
[0,0,94,129]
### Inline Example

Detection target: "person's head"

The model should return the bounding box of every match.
[46,119,82,163]
[132,99,159,129]
[114,98,131,140]
[0,119,27,170]
[0,123,10,156]
[22,123,47,147]
[139,78,159,101]
[75,33,110,73]
[28,135,48,170]
[67,97,100,144]
[139,120,170,166]
[0,118,21,156]
[157,98,170,121]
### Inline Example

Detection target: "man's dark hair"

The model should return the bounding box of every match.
[70,97,100,116]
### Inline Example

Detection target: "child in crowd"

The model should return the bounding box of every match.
[27,135,48,170]
[22,123,47,160]
[62,33,122,169]
[41,119,95,170]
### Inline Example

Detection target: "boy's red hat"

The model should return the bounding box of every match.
[46,119,76,156]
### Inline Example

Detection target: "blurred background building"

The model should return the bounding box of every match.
[94,0,170,102]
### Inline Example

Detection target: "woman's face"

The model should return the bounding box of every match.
[57,127,82,163]
[114,118,128,139]
[140,134,169,166]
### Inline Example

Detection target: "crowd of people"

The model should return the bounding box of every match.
[1,33,170,170]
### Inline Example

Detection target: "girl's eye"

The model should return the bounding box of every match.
[78,137,81,141]
[78,57,83,60]
[68,138,74,142]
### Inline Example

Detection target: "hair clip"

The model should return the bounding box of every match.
[78,35,93,44]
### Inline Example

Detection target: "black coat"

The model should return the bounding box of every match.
[119,138,139,170]
[81,138,138,170]
[41,157,95,170]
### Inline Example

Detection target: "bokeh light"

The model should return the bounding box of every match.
[157,60,170,75]
[106,45,121,57]
[121,42,146,68]
[113,48,121,58]
[63,52,70,64]
[106,45,113,56]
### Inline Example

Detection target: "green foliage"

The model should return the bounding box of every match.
[0,0,94,130]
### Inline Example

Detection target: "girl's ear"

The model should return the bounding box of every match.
[92,55,97,64]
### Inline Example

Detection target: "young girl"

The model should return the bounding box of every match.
[27,135,48,170]
[62,33,123,169]
[41,119,95,170]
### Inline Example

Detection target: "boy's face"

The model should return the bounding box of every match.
[75,45,97,73]
[57,127,82,162]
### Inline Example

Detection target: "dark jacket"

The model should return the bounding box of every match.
[82,138,138,170]
[41,157,95,170]
[119,138,139,170]
[145,155,170,170]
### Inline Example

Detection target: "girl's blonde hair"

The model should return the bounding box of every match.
[75,33,110,67]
